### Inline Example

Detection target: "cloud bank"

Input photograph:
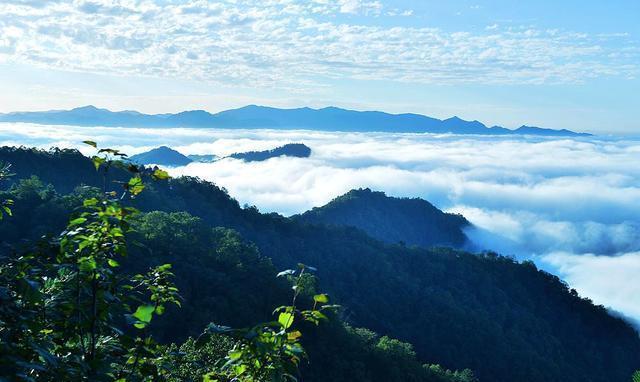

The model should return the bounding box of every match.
[1,122,639,323]
[0,0,637,89]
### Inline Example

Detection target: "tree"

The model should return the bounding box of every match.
[0,162,13,219]
[0,143,335,382]
[0,143,179,381]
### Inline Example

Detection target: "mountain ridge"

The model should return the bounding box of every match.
[228,143,311,161]
[0,105,592,136]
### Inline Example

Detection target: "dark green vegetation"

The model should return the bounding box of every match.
[0,145,345,382]
[1,146,638,381]
[294,188,469,248]
[0,105,591,136]
[228,143,311,162]
[129,146,193,166]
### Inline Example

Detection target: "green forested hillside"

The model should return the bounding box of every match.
[293,188,469,248]
[0,147,639,382]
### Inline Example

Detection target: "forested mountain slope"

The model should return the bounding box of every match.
[294,188,469,248]
[0,146,638,382]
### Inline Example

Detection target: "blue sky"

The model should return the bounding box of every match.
[0,0,638,133]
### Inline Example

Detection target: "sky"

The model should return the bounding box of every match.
[0,0,639,134]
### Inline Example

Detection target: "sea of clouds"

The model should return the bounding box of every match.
[1,122,639,323]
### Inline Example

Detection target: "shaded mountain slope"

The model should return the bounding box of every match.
[294,188,469,248]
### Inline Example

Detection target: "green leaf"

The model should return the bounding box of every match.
[278,311,294,329]
[229,350,243,361]
[152,169,170,180]
[233,364,247,376]
[78,256,97,272]
[288,330,302,340]
[83,140,97,148]
[127,177,145,196]
[107,259,120,267]
[83,198,99,207]
[313,294,329,304]
[633,371,640,382]
[92,156,105,171]
[133,305,155,324]
[312,310,328,321]
[69,217,87,226]
[157,263,172,271]
[203,372,219,382]
[99,148,127,157]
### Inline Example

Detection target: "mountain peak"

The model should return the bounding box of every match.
[72,105,101,112]
[295,189,469,248]
[129,146,192,166]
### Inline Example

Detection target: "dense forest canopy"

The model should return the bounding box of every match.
[0,146,639,382]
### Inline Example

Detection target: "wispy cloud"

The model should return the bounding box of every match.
[0,0,636,90]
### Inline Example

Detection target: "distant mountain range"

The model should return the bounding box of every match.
[0,105,591,136]
[129,143,312,166]
[294,188,469,248]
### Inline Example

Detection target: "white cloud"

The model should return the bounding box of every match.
[1,122,640,321]
[0,1,636,89]
[338,0,382,15]
[541,252,640,321]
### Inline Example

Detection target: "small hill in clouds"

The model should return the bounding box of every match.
[294,188,470,248]
[228,143,311,162]
[0,104,592,136]
[129,143,311,166]
[129,146,193,166]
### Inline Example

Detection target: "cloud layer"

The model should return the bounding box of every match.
[1,122,639,322]
[0,0,637,89]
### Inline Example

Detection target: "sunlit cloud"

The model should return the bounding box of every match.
[1,122,639,321]
[541,252,640,323]
[0,0,637,90]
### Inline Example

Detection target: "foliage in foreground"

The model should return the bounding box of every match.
[0,143,336,381]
